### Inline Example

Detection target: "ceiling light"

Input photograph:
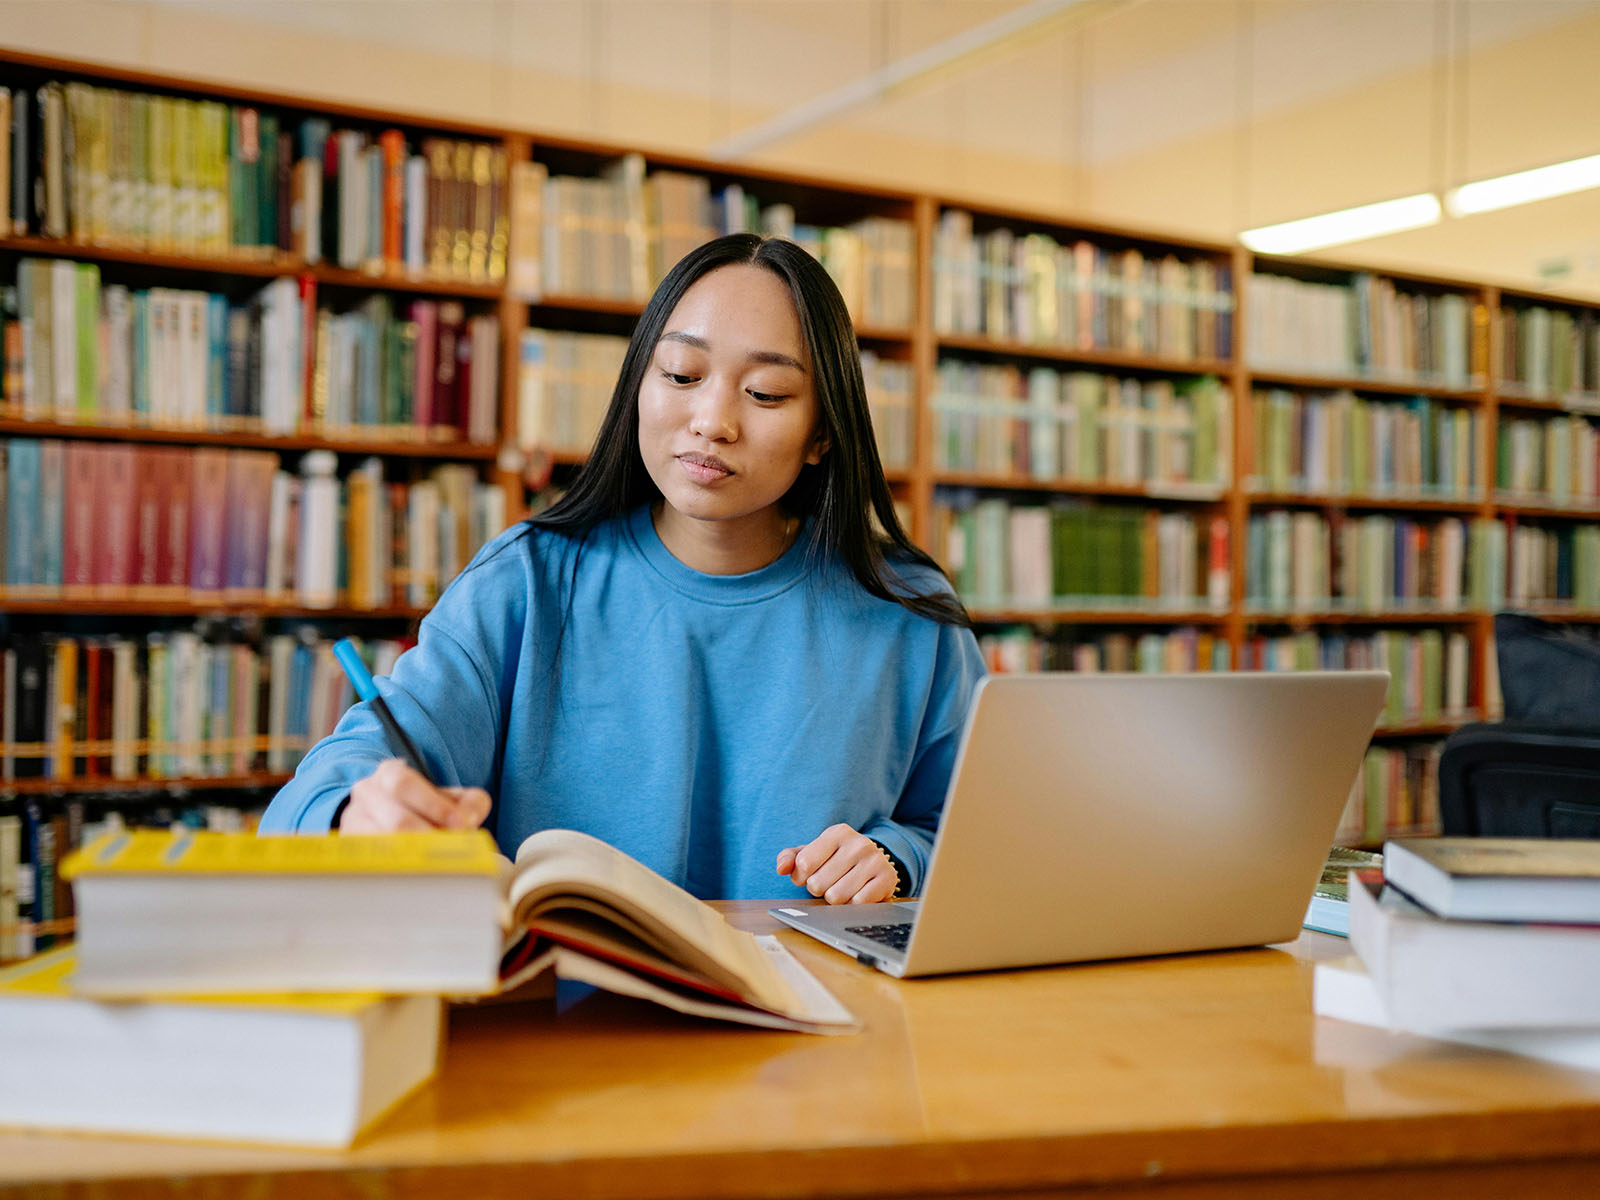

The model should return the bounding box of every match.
[1240,193,1442,256]
[1446,153,1600,217]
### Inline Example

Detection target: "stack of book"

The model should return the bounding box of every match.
[1314,837,1600,1072]
[0,827,858,1147]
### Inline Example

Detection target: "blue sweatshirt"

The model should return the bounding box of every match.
[259,505,986,900]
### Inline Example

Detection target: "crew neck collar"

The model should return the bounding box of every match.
[624,504,813,605]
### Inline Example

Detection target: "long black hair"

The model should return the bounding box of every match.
[530,233,969,627]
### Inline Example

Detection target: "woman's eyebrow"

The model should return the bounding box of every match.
[659,330,806,374]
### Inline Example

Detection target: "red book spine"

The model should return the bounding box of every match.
[62,443,99,597]
[411,299,437,430]
[160,448,194,595]
[96,444,137,595]
[434,300,464,436]
[132,446,162,596]
[188,448,230,597]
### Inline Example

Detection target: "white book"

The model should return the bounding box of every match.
[408,479,440,606]
[49,259,76,418]
[169,631,202,777]
[100,284,133,418]
[0,948,441,1148]
[258,277,302,434]
[338,130,367,271]
[295,449,339,608]
[404,154,427,271]
[1348,870,1600,1031]
[177,290,208,427]
[468,314,499,444]
[516,328,547,452]
[1314,954,1600,1074]
[264,469,295,598]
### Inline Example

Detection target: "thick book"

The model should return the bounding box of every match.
[1384,836,1600,924]
[62,828,857,1034]
[1313,954,1600,1074]
[0,947,440,1147]
[1347,869,1600,1030]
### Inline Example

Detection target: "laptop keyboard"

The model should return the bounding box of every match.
[845,922,913,951]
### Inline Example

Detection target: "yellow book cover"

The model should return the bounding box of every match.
[61,827,504,879]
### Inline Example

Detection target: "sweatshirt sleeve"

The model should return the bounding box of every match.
[859,620,987,894]
[257,534,526,834]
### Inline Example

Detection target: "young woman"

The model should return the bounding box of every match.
[260,233,986,904]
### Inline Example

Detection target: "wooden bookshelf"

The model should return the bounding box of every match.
[6,48,1600,854]
[0,419,498,459]
[0,773,293,797]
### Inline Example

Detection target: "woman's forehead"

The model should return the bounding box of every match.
[662,265,808,362]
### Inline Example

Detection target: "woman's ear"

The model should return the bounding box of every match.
[805,427,830,466]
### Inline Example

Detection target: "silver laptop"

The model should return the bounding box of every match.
[770,670,1388,977]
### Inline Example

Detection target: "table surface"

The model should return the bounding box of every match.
[5,901,1600,1199]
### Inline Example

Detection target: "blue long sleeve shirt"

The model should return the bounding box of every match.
[259,505,986,900]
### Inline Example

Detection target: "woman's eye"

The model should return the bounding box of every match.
[661,370,697,385]
[748,390,789,404]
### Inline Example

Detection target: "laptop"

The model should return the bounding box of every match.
[769,670,1388,977]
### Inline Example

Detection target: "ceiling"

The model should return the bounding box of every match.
[15,0,1600,293]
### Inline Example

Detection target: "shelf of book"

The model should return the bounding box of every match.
[0,773,293,797]
[1246,369,1485,402]
[0,598,429,618]
[1371,716,1481,739]
[935,334,1232,378]
[1243,489,1485,514]
[0,419,499,458]
[1242,609,1479,625]
[932,472,1225,501]
[0,233,296,278]
[1496,499,1600,519]
[966,606,1229,626]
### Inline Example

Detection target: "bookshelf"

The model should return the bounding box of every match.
[4,44,1600,931]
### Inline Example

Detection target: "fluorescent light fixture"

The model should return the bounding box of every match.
[1240,193,1442,255]
[1447,153,1600,217]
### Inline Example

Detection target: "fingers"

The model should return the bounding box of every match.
[785,824,895,903]
[775,847,800,875]
[343,760,489,833]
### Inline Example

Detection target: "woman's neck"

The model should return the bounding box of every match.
[650,503,800,576]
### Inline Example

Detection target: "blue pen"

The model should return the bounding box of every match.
[331,638,434,782]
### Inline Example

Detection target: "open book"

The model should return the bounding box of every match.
[63,827,858,1034]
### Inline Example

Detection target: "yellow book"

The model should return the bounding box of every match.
[0,947,440,1148]
[61,827,856,1034]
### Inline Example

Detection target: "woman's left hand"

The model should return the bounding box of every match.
[775,823,897,904]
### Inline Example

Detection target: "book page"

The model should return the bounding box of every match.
[505,829,801,1015]
[548,940,859,1033]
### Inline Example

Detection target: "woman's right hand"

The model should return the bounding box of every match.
[337,758,491,833]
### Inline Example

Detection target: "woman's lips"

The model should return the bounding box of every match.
[678,453,732,483]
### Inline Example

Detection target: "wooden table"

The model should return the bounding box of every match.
[4,901,1600,1198]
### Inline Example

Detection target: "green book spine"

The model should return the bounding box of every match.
[258,112,279,250]
[75,263,99,416]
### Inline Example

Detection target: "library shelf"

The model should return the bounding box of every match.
[0,233,296,278]
[937,334,1231,377]
[1245,369,1485,402]
[0,598,429,620]
[1493,390,1600,416]
[965,607,1229,625]
[0,419,499,459]
[529,294,647,318]
[1494,499,1600,519]
[1244,490,1485,514]
[0,236,508,300]
[1513,606,1600,622]
[0,773,294,797]
[855,325,916,344]
[1371,716,1482,739]
[932,472,1225,502]
[1241,610,1479,626]
[307,263,505,299]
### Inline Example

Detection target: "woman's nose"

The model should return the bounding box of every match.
[688,384,738,441]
